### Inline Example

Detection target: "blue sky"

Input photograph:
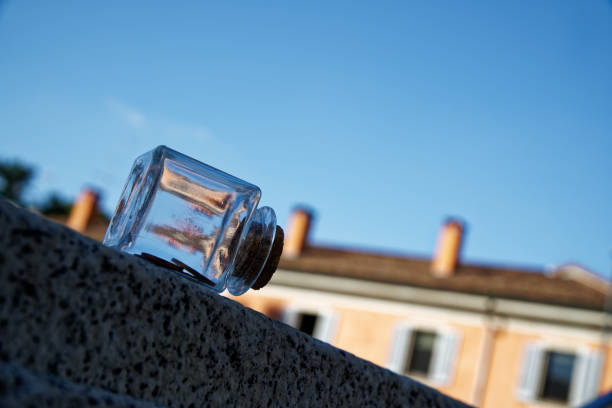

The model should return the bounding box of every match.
[1,1,611,276]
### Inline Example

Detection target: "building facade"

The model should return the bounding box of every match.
[232,209,612,407]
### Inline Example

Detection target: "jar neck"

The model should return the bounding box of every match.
[226,206,279,295]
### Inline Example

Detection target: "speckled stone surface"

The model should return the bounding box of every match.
[0,362,166,407]
[0,198,470,408]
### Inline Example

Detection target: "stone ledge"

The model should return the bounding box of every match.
[0,362,166,407]
[0,199,469,407]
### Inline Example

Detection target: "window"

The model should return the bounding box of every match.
[517,344,603,406]
[406,331,436,376]
[282,306,336,343]
[295,312,318,336]
[540,351,575,403]
[387,325,459,386]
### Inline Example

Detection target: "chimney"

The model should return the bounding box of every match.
[431,218,464,278]
[283,207,313,258]
[66,188,99,233]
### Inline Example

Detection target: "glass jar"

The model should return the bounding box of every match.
[103,145,281,295]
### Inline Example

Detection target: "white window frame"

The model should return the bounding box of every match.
[282,304,338,343]
[386,323,460,387]
[516,342,603,407]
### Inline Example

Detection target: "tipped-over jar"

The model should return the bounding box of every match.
[103,145,283,295]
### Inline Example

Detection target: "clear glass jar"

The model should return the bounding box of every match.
[103,145,280,295]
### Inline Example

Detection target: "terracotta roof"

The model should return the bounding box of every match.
[278,246,609,311]
[44,212,608,311]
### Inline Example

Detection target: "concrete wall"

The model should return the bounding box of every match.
[0,198,468,408]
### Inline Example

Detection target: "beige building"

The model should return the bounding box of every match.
[234,209,612,407]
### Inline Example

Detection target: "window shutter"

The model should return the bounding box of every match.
[569,351,603,407]
[430,330,460,386]
[387,325,412,374]
[282,307,298,328]
[516,343,544,402]
[313,313,336,343]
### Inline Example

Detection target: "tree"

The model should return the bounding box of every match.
[39,192,72,215]
[0,161,34,204]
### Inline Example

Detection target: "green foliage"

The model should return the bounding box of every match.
[39,193,72,215]
[0,160,74,215]
[0,161,34,204]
